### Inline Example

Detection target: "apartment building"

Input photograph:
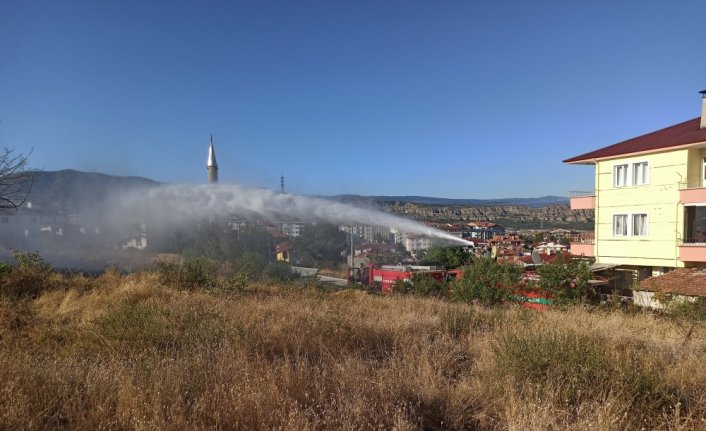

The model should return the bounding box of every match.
[564,91,706,290]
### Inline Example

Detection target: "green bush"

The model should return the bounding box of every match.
[453,258,521,305]
[0,251,54,298]
[234,252,266,278]
[536,254,594,305]
[156,257,216,291]
[392,273,449,298]
[669,296,706,321]
[262,261,300,282]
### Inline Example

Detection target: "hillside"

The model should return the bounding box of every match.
[26,169,158,211]
[382,202,594,229]
[1,270,703,430]
[22,170,593,229]
[332,194,569,208]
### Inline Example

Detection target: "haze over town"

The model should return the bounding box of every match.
[1,1,705,198]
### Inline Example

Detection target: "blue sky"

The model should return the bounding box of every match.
[1,1,705,198]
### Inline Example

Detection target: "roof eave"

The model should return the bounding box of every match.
[564,139,706,165]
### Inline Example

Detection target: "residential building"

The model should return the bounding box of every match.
[465,221,505,240]
[403,235,432,254]
[277,221,306,238]
[564,90,706,293]
[340,224,391,242]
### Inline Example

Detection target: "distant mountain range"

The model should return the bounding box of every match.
[26,170,568,210]
[20,170,589,229]
[330,194,569,208]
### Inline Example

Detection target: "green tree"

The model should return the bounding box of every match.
[536,254,594,305]
[421,246,472,269]
[293,223,347,267]
[453,257,521,305]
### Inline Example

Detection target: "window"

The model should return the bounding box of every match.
[613,214,628,236]
[613,213,649,237]
[684,206,706,243]
[614,164,629,187]
[632,213,648,236]
[632,162,649,185]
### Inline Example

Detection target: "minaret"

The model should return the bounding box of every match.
[280,174,285,193]
[207,134,218,184]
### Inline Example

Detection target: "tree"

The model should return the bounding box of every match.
[536,254,594,305]
[453,257,522,305]
[421,246,472,269]
[292,223,347,267]
[0,148,33,209]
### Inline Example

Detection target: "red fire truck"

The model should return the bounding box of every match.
[347,264,462,293]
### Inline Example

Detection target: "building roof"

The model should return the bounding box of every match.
[276,241,292,252]
[563,117,706,164]
[639,268,706,297]
[467,221,501,228]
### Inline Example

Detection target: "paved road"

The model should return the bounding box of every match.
[291,266,348,288]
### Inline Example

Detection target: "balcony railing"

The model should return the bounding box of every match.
[678,239,706,262]
[681,238,706,246]
[680,187,706,205]
[568,190,595,198]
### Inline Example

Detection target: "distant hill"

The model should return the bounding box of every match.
[330,194,569,208]
[26,169,158,211]
[21,170,587,229]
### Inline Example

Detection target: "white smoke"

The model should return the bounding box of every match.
[120,183,471,245]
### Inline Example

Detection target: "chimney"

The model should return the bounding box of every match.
[701,90,706,129]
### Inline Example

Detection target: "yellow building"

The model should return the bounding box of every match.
[564,91,706,291]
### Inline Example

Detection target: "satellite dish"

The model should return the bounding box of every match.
[531,250,543,266]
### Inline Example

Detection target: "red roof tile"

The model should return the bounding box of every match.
[639,268,706,297]
[563,118,706,164]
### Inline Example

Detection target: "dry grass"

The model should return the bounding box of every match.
[2,271,706,430]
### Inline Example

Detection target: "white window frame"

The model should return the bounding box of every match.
[632,213,648,237]
[613,164,629,188]
[613,214,628,236]
[632,161,649,186]
[612,212,649,237]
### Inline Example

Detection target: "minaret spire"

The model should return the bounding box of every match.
[207,134,218,184]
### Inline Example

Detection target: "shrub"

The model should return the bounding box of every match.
[0,251,54,298]
[669,296,706,321]
[536,254,594,305]
[262,261,300,282]
[453,258,520,305]
[155,257,216,291]
[234,252,266,278]
[392,274,449,298]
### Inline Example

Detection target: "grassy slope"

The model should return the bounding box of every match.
[1,272,706,430]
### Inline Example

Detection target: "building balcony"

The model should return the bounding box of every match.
[679,240,706,263]
[569,191,595,210]
[680,187,706,205]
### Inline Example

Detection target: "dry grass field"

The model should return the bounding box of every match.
[2,267,706,430]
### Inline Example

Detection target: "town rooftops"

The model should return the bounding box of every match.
[563,117,706,164]
[639,268,706,298]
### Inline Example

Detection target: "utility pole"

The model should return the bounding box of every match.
[350,225,355,268]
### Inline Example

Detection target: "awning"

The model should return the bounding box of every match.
[590,262,619,272]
